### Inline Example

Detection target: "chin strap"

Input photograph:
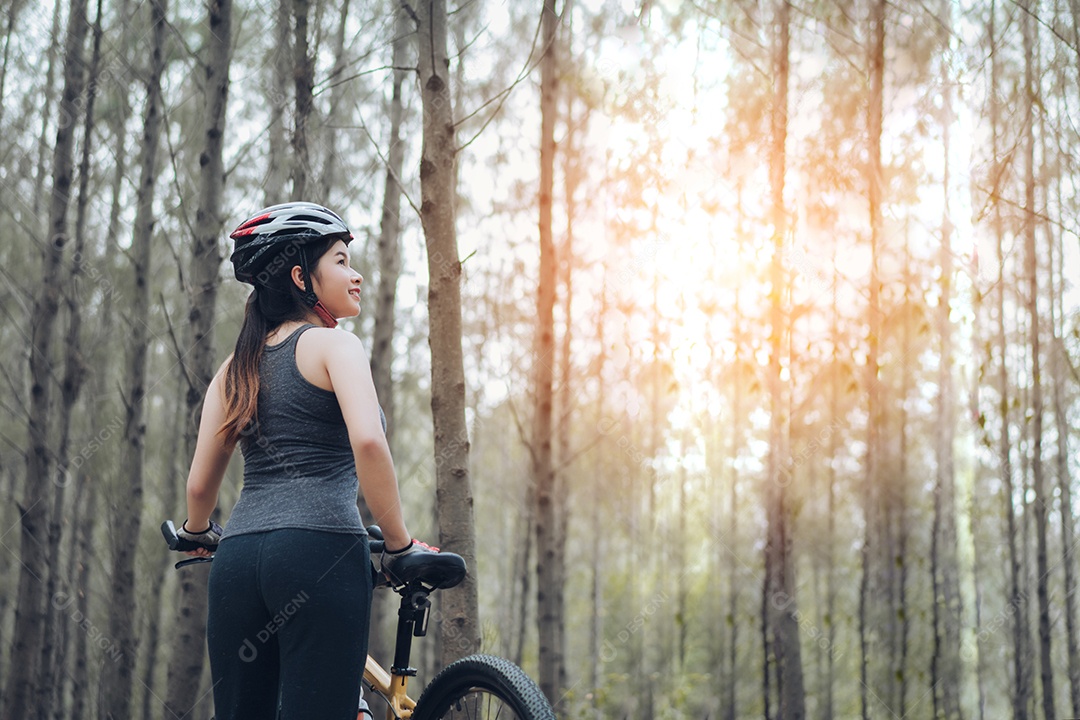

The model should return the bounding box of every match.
[312,301,338,328]
[298,247,338,328]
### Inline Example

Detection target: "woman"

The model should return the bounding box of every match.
[176,202,430,719]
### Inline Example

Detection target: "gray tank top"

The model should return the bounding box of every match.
[223,324,373,539]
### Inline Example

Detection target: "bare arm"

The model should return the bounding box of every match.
[184,361,235,533]
[322,330,411,550]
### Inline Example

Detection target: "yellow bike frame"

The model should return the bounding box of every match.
[363,656,416,719]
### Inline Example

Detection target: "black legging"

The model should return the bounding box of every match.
[207,529,372,720]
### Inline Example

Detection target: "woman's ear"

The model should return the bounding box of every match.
[290,265,306,292]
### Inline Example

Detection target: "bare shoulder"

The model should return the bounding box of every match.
[301,327,368,361]
[215,354,234,378]
[209,354,234,391]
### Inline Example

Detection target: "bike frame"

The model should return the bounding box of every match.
[363,657,414,719]
[361,583,434,720]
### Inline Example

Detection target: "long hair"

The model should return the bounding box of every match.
[219,237,337,446]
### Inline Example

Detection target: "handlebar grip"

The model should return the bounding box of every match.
[366,525,385,554]
[161,520,216,553]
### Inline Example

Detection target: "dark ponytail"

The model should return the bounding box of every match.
[218,237,337,446]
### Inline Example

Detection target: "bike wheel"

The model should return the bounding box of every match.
[411,654,555,720]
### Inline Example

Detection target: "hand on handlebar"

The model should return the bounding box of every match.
[175,519,223,557]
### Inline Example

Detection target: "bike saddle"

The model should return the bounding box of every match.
[367,526,467,590]
[390,551,467,590]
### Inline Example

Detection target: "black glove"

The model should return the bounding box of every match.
[380,538,440,585]
[176,519,223,552]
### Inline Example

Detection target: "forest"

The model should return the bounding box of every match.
[1,0,1079,718]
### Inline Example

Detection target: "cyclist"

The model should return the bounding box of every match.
[175,202,429,720]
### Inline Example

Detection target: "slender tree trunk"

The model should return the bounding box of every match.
[972,541,987,720]
[726,194,744,720]
[69,476,96,720]
[165,2,231,716]
[1,2,88,718]
[30,0,63,222]
[932,28,965,716]
[99,0,133,351]
[1050,150,1080,720]
[366,3,410,667]
[54,466,86,720]
[534,0,562,706]
[554,86,578,698]
[141,376,185,720]
[371,4,410,451]
[0,0,23,132]
[861,2,885,717]
[588,278,607,719]
[290,0,313,200]
[99,2,167,716]
[966,180,988,720]
[36,0,102,713]
[988,2,1031,715]
[896,226,913,720]
[765,2,804,717]
[265,0,291,205]
[762,544,774,720]
[824,236,838,720]
[1021,3,1055,718]
[1020,307,1037,720]
[1071,0,1080,92]
[413,0,481,664]
[513,487,534,668]
[319,0,350,200]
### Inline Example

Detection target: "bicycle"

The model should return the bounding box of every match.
[162,521,555,720]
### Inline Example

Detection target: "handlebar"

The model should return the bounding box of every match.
[161,521,465,591]
[160,521,215,569]
[161,521,391,571]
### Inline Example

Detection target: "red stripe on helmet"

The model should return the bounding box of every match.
[233,213,271,232]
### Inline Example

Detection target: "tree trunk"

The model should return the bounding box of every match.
[1021,3,1055,718]
[988,1,1032,715]
[318,0,350,200]
[30,0,64,222]
[100,0,134,345]
[36,0,102,713]
[765,2,804,717]
[371,4,410,452]
[825,231,839,720]
[290,0,313,200]
[762,543,774,720]
[0,0,24,132]
[896,230,912,719]
[366,2,409,667]
[932,25,965,716]
[265,0,291,205]
[512,487,534,668]
[1,1,88,717]
[69,476,96,720]
[726,190,745,720]
[413,0,481,664]
[165,1,231,716]
[861,1,885,717]
[534,0,561,706]
[588,278,607,719]
[98,2,167,717]
[1071,0,1080,95]
[141,376,185,720]
[1050,146,1080,720]
[554,82,578,699]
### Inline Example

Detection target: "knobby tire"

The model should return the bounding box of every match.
[411,654,555,720]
